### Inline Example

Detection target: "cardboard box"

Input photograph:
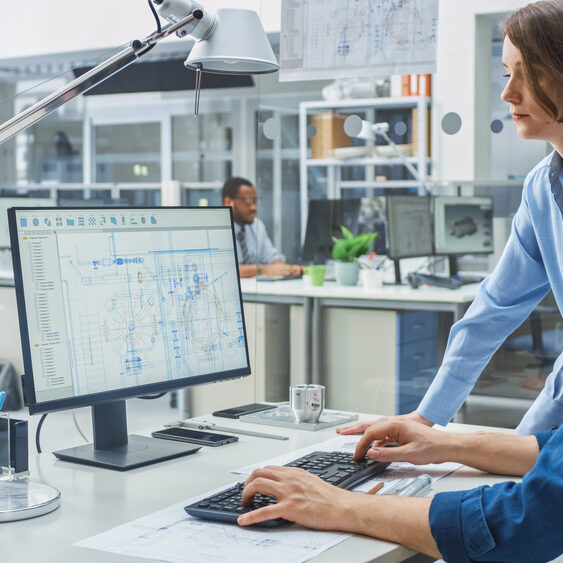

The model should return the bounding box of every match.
[310,113,351,159]
[411,107,431,157]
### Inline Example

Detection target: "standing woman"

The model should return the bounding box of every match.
[340,0,563,436]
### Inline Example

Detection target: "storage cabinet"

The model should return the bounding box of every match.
[396,311,438,414]
[298,96,432,239]
[289,305,438,416]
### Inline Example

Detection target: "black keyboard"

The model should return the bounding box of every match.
[184,450,390,527]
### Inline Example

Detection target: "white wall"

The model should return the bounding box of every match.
[432,0,530,181]
[0,1,282,59]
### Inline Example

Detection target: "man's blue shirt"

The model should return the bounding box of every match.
[418,151,563,434]
[429,426,563,562]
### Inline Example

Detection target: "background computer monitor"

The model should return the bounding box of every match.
[9,206,250,470]
[302,198,362,263]
[386,195,433,283]
[433,195,493,275]
[0,197,57,249]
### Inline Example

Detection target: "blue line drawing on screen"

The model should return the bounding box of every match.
[57,228,246,396]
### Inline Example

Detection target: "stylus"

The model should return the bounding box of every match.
[166,420,289,441]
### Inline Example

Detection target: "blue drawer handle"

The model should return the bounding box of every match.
[413,353,426,360]
[413,323,426,329]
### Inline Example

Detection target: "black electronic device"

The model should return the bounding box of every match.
[0,417,28,473]
[301,198,362,263]
[212,403,276,419]
[433,195,494,276]
[386,195,433,283]
[152,427,238,447]
[9,206,251,470]
[407,272,463,290]
[184,450,390,527]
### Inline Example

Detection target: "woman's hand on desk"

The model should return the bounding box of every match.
[337,410,433,436]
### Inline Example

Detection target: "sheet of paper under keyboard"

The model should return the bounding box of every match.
[74,482,350,563]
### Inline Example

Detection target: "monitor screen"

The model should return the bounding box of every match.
[386,195,433,259]
[302,199,362,263]
[9,206,250,469]
[434,196,494,255]
[0,197,57,248]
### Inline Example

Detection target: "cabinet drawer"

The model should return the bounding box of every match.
[397,367,437,414]
[397,311,438,345]
[397,339,437,375]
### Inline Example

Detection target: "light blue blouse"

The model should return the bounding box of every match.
[418,151,563,435]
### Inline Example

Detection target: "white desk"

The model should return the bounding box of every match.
[5,415,513,563]
[241,279,479,414]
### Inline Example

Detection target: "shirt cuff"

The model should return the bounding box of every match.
[417,370,474,426]
[430,488,496,563]
[515,388,563,435]
[535,429,554,450]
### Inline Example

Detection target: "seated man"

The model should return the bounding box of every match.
[238,420,563,563]
[222,177,302,278]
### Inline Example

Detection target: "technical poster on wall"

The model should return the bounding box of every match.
[280,0,439,81]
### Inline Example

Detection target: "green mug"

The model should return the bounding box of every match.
[309,265,326,286]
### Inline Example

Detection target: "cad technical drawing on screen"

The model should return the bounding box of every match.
[13,207,249,407]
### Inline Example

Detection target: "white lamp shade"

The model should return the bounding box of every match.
[185,9,279,75]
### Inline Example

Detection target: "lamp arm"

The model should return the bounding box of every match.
[0,11,202,145]
[377,129,430,194]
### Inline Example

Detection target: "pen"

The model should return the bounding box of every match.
[0,391,6,411]
[396,474,432,497]
[166,420,290,441]
[366,481,384,495]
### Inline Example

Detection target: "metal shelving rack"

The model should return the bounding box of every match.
[298,96,431,238]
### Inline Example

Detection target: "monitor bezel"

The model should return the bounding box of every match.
[9,205,252,415]
[385,195,434,260]
[432,195,494,256]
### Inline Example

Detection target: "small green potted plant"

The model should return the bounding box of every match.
[332,226,378,286]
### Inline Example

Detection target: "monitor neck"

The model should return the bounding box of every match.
[448,256,459,277]
[92,400,128,450]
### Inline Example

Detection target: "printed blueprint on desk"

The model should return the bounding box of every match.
[280,0,438,81]
[57,227,247,396]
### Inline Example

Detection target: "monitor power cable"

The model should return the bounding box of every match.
[35,413,48,454]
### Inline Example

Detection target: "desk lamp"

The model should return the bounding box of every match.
[0,0,279,144]
[343,114,430,194]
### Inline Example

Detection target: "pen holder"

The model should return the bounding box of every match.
[0,413,29,477]
[362,269,383,289]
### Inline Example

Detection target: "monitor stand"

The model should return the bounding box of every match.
[53,400,200,471]
[448,256,459,277]
[383,260,405,285]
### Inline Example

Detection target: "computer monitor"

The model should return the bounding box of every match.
[302,198,362,263]
[9,206,250,470]
[433,196,493,275]
[386,195,433,283]
[0,197,57,249]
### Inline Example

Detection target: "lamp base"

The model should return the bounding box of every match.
[0,479,60,522]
